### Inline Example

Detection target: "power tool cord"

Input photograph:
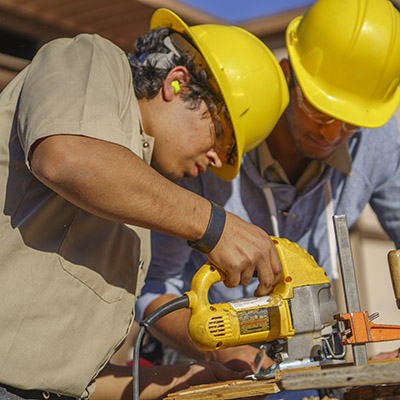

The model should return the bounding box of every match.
[133,294,190,400]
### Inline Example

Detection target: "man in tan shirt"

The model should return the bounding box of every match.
[0,8,289,400]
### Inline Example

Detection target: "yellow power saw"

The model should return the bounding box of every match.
[185,236,338,363]
[133,237,341,398]
[184,236,343,381]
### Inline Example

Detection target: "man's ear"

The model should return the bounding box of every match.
[162,66,190,101]
[280,58,291,86]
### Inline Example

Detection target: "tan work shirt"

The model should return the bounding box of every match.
[0,34,153,398]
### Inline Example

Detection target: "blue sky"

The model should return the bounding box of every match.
[178,0,316,23]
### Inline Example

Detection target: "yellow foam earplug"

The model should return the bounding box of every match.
[171,80,180,95]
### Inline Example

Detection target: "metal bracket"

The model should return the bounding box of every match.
[333,215,368,366]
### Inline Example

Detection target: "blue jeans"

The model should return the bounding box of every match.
[266,389,321,399]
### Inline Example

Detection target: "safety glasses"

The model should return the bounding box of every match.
[209,111,237,166]
[292,72,359,134]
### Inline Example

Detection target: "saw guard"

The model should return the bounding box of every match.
[271,237,330,299]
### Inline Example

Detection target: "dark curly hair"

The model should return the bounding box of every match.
[127,27,236,166]
[128,28,225,114]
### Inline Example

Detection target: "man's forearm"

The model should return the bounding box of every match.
[30,134,211,242]
[92,360,248,400]
[30,134,283,295]
[92,363,196,400]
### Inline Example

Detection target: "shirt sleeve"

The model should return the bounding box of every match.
[17,34,135,164]
[368,116,400,248]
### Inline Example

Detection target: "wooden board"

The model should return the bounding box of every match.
[165,378,280,399]
[164,359,400,400]
[279,360,400,391]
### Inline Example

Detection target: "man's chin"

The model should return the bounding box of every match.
[151,163,180,183]
[162,172,180,183]
[298,146,335,161]
[161,169,195,183]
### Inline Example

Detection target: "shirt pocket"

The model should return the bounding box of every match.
[58,209,140,303]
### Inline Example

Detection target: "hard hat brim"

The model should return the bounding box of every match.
[286,16,400,129]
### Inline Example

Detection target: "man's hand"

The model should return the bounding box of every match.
[211,345,274,373]
[370,348,400,360]
[208,212,282,296]
[186,361,250,385]
[92,361,249,400]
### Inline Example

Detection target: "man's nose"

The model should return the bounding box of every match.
[207,149,223,168]
[318,120,343,142]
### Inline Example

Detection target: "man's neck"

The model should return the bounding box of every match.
[266,118,310,184]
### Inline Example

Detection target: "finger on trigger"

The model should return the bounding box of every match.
[224,273,240,288]
[240,270,254,286]
[254,278,273,296]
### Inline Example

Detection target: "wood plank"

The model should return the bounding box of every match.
[165,379,280,400]
[164,359,400,400]
[279,361,400,391]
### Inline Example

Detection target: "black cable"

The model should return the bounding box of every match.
[132,294,190,400]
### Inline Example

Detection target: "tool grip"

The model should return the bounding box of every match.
[185,263,225,310]
[388,249,400,309]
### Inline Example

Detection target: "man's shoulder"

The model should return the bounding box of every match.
[352,116,400,152]
[37,33,125,61]
[348,116,400,175]
[76,33,125,53]
[361,116,399,141]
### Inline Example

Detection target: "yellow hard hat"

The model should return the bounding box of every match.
[151,8,289,180]
[286,0,400,129]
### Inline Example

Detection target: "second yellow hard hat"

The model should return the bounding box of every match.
[287,0,400,128]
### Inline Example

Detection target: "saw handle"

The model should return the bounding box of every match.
[388,249,400,309]
[184,263,225,311]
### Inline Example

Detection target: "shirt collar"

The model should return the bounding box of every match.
[256,140,352,189]
[325,142,352,176]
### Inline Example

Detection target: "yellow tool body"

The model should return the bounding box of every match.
[185,237,330,351]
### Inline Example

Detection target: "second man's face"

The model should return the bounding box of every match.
[285,79,358,160]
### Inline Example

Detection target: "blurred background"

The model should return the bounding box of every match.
[0,0,320,88]
[1,0,399,358]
